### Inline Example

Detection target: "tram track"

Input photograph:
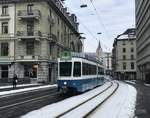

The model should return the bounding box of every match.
[0,87,74,118]
[55,81,119,118]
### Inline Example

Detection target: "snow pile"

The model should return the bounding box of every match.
[118,84,137,118]
[21,82,112,118]
[144,84,150,87]
[104,75,112,81]
[125,80,136,84]
[0,85,57,97]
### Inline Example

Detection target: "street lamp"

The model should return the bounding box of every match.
[80,4,87,8]
[97,32,102,35]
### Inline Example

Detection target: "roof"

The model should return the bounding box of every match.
[116,28,136,40]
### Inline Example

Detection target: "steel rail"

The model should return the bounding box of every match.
[55,82,113,118]
[0,92,60,110]
[83,82,119,118]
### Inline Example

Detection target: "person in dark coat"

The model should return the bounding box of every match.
[12,74,18,89]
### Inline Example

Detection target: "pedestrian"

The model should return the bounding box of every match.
[12,74,18,89]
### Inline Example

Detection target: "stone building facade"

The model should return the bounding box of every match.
[112,28,136,80]
[0,0,82,83]
[103,52,112,76]
[135,0,150,82]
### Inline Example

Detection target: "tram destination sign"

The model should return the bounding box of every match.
[60,51,71,61]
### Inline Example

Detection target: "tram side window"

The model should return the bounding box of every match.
[98,67,104,75]
[82,63,88,75]
[60,62,72,76]
[73,62,81,77]
[82,63,96,75]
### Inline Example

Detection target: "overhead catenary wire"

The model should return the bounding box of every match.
[89,0,110,39]
[80,0,111,51]
[63,1,109,51]
[63,3,99,40]
[89,0,111,51]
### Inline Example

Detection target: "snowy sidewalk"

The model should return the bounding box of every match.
[22,81,137,118]
[0,84,40,89]
[0,84,57,98]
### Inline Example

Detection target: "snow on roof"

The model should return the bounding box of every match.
[117,34,136,40]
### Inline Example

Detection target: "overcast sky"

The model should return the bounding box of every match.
[64,0,135,53]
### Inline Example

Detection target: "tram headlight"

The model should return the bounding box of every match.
[64,82,67,85]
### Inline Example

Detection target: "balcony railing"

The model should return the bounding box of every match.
[17,10,40,20]
[0,56,14,61]
[0,14,10,20]
[0,33,14,38]
[16,55,41,61]
[17,30,41,37]
[48,33,57,41]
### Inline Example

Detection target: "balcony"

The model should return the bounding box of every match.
[16,55,41,62]
[0,14,10,20]
[0,56,14,63]
[0,33,14,38]
[17,10,40,20]
[48,33,57,42]
[17,30,41,40]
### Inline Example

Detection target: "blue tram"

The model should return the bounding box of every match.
[57,53,105,92]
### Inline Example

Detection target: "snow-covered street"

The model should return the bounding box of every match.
[22,81,137,118]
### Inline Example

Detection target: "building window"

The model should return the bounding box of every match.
[27,21,34,36]
[24,65,37,78]
[131,41,134,45]
[1,42,9,56]
[27,4,33,15]
[131,62,134,70]
[123,48,126,53]
[131,55,134,60]
[26,40,34,55]
[73,62,81,77]
[1,65,8,78]
[57,18,60,25]
[131,47,134,52]
[2,5,8,16]
[123,55,126,60]
[57,47,60,57]
[49,9,52,17]
[49,43,52,56]
[57,31,59,40]
[123,62,126,70]
[122,41,126,45]
[2,22,8,34]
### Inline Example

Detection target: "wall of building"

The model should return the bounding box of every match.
[116,40,136,72]
[0,0,82,83]
[136,0,150,81]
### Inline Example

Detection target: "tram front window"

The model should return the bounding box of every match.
[73,62,81,77]
[60,62,72,76]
